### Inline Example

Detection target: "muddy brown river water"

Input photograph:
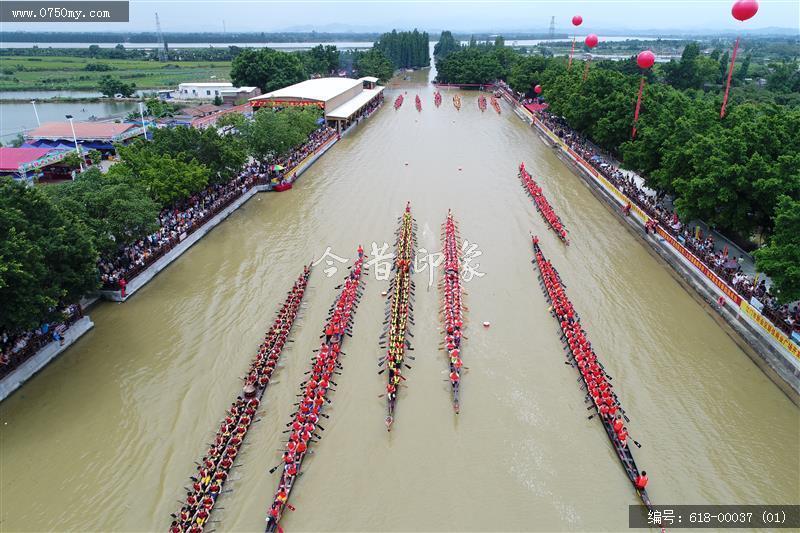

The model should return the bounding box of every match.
[1,69,797,532]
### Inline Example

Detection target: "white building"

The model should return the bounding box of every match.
[248,77,385,132]
[177,82,235,99]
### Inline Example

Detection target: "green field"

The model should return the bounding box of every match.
[0,56,232,91]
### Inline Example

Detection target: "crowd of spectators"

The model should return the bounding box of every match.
[530,106,799,337]
[99,125,337,289]
[271,126,336,178]
[1,304,83,372]
[0,118,355,376]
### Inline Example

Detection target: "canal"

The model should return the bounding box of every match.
[1,68,797,532]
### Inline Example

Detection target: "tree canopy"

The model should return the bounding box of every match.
[0,177,98,333]
[754,196,800,303]
[239,107,321,161]
[113,147,211,207]
[45,168,159,256]
[300,45,340,76]
[230,48,306,92]
[147,127,248,185]
[374,29,430,69]
[433,31,460,59]
[355,49,395,83]
[98,74,136,97]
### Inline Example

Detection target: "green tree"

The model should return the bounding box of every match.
[433,31,460,59]
[230,48,306,92]
[98,74,136,97]
[736,54,752,81]
[374,29,430,69]
[144,98,179,118]
[61,151,84,169]
[0,177,97,333]
[718,50,730,83]
[508,56,548,93]
[241,107,320,161]
[146,126,247,184]
[45,168,159,256]
[663,42,710,90]
[115,147,211,206]
[754,196,800,303]
[767,61,800,93]
[355,49,395,83]
[302,44,339,75]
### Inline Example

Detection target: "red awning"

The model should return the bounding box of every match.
[0,147,56,171]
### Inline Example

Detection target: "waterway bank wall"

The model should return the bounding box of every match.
[500,87,800,403]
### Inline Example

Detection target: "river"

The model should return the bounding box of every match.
[0,68,797,532]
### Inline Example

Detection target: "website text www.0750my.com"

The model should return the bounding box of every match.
[10,6,110,20]
[0,1,130,22]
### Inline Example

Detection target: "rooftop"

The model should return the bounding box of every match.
[327,87,385,119]
[0,147,67,172]
[26,122,140,141]
[178,104,221,117]
[178,82,234,87]
[251,77,362,104]
[220,86,258,93]
[359,76,380,83]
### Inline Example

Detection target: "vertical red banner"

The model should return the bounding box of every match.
[720,36,740,118]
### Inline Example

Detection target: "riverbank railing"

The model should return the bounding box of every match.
[0,310,83,380]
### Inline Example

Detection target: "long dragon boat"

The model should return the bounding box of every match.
[394,94,404,109]
[519,162,570,244]
[478,95,487,112]
[453,94,461,111]
[490,96,501,114]
[439,210,465,413]
[170,266,311,533]
[380,203,416,430]
[434,91,442,107]
[531,237,660,520]
[263,250,367,532]
[415,94,422,112]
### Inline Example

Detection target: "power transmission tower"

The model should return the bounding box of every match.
[548,16,555,39]
[155,12,167,61]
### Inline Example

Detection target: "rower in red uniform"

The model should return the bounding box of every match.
[635,471,648,489]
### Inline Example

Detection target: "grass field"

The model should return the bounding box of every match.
[0,56,232,91]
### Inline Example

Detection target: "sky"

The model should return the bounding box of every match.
[6,0,800,34]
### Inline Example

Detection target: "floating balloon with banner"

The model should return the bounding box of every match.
[631,50,656,139]
[568,15,583,70]
[721,0,759,118]
[583,34,599,80]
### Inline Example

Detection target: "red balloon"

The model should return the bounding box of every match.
[572,15,583,26]
[585,34,599,48]
[731,0,758,21]
[534,85,542,94]
[637,50,655,69]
